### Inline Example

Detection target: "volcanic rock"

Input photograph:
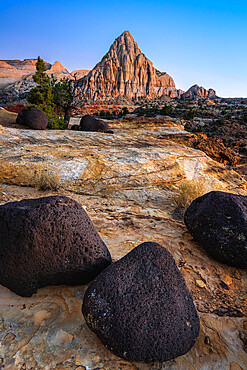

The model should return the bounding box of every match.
[71,124,80,131]
[79,115,111,132]
[82,241,200,363]
[78,31,177,101]
[16,107,47,130]
[184,191,247,268]
[16,107,28,126]
[0,196,112,296]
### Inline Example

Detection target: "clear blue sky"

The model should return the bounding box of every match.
[1,0,246,97]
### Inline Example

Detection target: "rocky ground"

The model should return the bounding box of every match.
[0,110,246,369]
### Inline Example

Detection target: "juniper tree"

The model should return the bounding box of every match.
[27,57,66,129]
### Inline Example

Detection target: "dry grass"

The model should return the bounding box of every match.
[27,169,60,191]
[173,179,207,210]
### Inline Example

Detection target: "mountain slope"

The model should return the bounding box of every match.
[78,31,177,101]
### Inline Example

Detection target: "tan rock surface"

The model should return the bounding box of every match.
[0,60,88,99]
[181,85,217,100]
[78,31,177,101]
[0,114,246,369]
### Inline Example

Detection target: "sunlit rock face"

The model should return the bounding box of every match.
[0,59,89,100]
[78,31,177,101]
[181,84,217,100]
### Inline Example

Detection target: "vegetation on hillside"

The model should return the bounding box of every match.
[27,57,82,129]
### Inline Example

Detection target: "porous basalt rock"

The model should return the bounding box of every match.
[71,124,80,131]
[16,106,28,126]
[16,107,47,130]
[184,191,247,268]
[0,196,111,296]
[82,241,200,363]
[79,115,111,132]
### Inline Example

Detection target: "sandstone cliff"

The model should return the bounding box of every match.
[0,59,89,101]
[78,31,177,101]
[182,84,217,100]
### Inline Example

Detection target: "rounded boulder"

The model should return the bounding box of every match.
[16,107,47,130]
[184,191,247,268]
[82,241,200,363]
[79,115,110,132]
[0,196,112,296]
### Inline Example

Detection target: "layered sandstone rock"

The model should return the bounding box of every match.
[78,31,177,101]
[47,61,69,75]
[181,84,217,100]
[0,59,88,101]
[0,61,28,87]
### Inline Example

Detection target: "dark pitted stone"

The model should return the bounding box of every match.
[82,241,200,363]
[79,115,110,132]
[16,107,28,126]
[71,124,80,131]
[0,196,111,297]
[184,191,247,268]
[16,107,47,130]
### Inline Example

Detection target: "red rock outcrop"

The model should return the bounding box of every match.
[47,61,68,75]
[78,31,177,101]
[181,84,217,100]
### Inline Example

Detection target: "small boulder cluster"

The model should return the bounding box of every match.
[0,190,245,362]
[0,195,200,363]
[71,114,114,133]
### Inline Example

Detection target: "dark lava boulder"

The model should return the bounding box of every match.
[82,242,200,363]
[184,191,247,268]
[16,107,28,126]
[0,196,111,297]
[16,107,47,130]
[80,114,111,133]
[71,124,80,131]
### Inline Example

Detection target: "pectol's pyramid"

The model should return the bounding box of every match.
[78,31,177,101]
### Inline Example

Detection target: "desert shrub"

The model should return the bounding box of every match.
[184,109,196,120]
[173,179,207,210]
[160,105,172,116]
[28,169,60,191]
[122,107,129,115]
[215,118,225,127]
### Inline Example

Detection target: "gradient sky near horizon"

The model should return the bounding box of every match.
[1,0,247,97]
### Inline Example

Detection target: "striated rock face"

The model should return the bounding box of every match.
[181,84,217,100]
[78,31,177,101]
[0,59,88,102]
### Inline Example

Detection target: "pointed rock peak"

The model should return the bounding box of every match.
[110,30,141,57]
[79,31,176,101]
[49,61,68,73]
[119,30,133,38]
